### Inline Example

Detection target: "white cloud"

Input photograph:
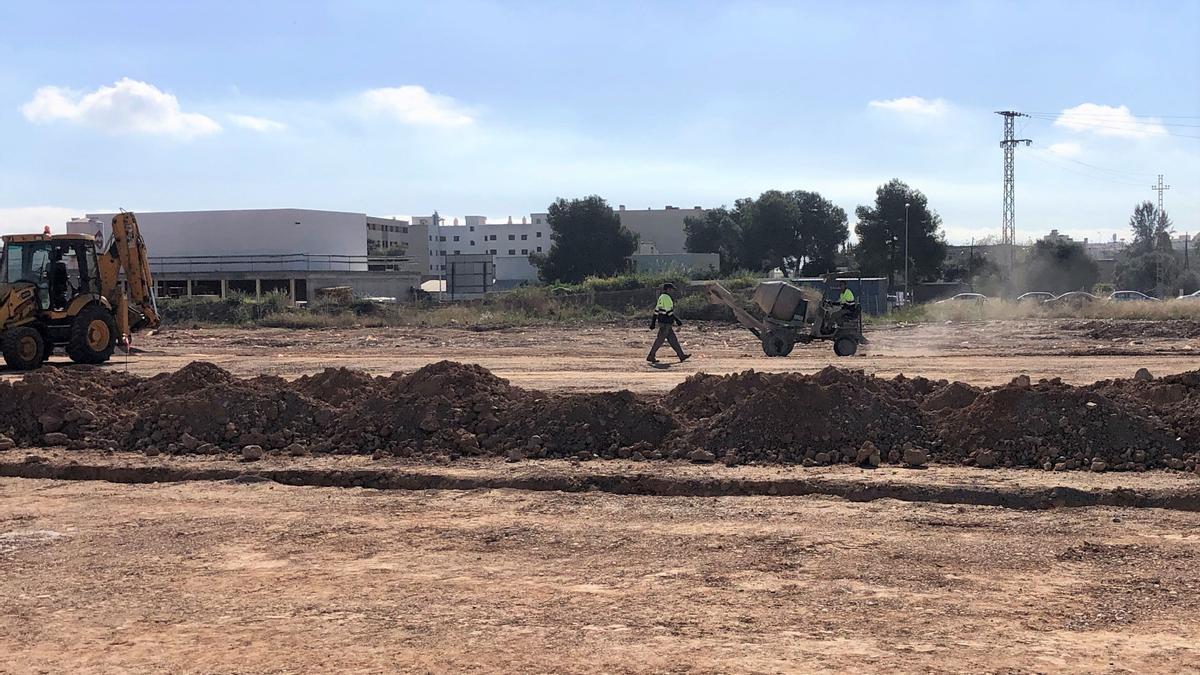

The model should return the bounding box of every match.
[228,113,286,133]
[1054,103,1166,139]
[867,96,948,116]
[358,86,474,126]
[0,207,86,236]
[21,78,221,139]
[1047,141,1082,157]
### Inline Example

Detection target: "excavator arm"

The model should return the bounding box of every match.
[96,212,160,341]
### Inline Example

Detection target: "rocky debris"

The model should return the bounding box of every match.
[42,432,70,446]
[291,367,380,405]
[1068,319,1200,341]
[1134,368,1154,382]
[903,447,929,468]
[667,367,925,465]
[0,359,1196,474]
[241,445,264,461]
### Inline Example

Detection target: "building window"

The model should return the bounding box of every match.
[439,236,446,242]
[453,236,460,242]
[469,226,475,232]
[536,231,542,238]
[428,236,432,241]
[507,234,515,240]
[520,234,527,240]
[508,249,516,255]
[454,250,461,255]
[469,240,475,246]
[535,217,542,224]
[521,249,528,255]
[402,227,408,234]
[489,249,497,255]
[536,246,542,252]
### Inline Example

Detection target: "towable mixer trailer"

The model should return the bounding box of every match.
[706,280,867,357]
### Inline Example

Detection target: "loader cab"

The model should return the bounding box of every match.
[1,234,103,311]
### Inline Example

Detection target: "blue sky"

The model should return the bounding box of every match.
[1,0,1197,244]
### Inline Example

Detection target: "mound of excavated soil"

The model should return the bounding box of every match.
[667,367,927,465]
[498,391,677,459]
[0,360,1196,473]
[934,380,1187,470]
[1066,319,1200,340]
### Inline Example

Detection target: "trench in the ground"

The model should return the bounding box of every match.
[2,460,1199,512]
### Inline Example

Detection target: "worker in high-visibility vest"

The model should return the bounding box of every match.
[646,282,690,363]
[835,279,855,304]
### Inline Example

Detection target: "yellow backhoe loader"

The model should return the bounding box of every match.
[0,212,158,370]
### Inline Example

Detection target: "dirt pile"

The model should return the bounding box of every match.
[1067,320,1200,340]
[667,367,928,465]
[933,380,1186,470]
[0,361,1197,473]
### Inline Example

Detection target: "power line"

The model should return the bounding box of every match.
[1023,111,1200,120]
[1027,142,1153,179]
[997,111,1030,273]
[1023,150,1148,187]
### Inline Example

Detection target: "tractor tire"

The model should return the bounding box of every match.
[833,336,858,357]
[3,326,46,370]
[761,332,794,358]
[66,304,117,365]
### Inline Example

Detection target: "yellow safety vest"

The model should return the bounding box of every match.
[839,289,855,303]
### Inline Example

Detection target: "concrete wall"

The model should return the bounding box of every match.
[367,215,428,276]
[75,208,370,271]
[616,206,706,255]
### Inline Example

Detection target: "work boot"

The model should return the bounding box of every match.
[679,353,691,362]
[646,356,658,363]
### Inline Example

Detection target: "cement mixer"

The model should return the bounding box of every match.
[706,280,867,357]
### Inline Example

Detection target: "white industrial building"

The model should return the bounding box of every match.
[68,208,428,301]
[412,213,549,287]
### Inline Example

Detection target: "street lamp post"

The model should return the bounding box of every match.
[904,202,911,303]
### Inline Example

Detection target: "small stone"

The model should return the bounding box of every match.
[0,435,14,451]
[63,409,81,423]
[1133,368,1153,382]
[144,446,161,457]
[975,449,998,468]
[42,432,69,446]
[180,433,200,451]
[418,416,440,433]
[1090,459,1108,472]
[285,443,308,457]
[195,443,216,455]
[23,454,47,464]
[814,452,831,465]
[527,435,544,449]
[856,441,880,467]
[241,444,264,461]
[1011,374,1031,388]
[38,414,64,433]
[688,449,716,463]
[630,451,646,462]
[505,448,524,463]
[903,447,929,468]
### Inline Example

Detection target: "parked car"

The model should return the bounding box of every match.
[935,293,988,305]
[1175,289,1200,301]
[1109,290,1160,302]
[1016,292,1055,303]
[1043,292,1099,307]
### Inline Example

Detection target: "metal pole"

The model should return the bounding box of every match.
[904,202,911,303]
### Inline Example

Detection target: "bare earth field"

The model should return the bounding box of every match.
[10,317,1196,391]
[2,318,1200,673]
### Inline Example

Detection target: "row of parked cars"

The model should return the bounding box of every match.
[936,289,1200,305]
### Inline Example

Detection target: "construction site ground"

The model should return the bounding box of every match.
[3,317,1200,672]
[11,317,1195,390]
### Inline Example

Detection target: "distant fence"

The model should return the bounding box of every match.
[149,253,414,274]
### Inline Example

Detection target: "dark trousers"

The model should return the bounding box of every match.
[647,323,685,360]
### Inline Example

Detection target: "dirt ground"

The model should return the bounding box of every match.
[3,475,1199,674]
[3,318,1200,673]
[8,318,1195,391]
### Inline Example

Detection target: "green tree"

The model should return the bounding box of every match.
[738,190,802,274]
[1128,201,1174,255]
[1022,239,1099,294]
[853,179,946,288]
[684,207,742,273]
[788,190,849,276]
[531,196,638,283]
